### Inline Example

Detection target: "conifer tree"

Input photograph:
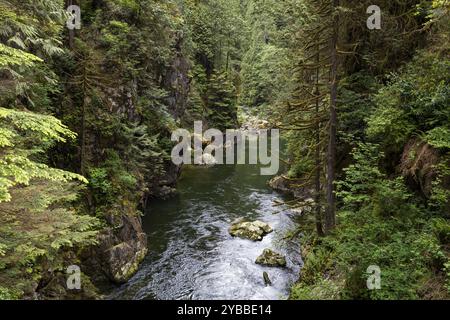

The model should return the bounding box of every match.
[206,72,238,130]
[275,0,341,235]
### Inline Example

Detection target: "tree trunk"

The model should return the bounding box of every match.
[325,0,339,233]
[315,41,324,237]
[67,0,74,49]
[80,65,87,177]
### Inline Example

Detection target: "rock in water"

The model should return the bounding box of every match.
[263,272,272,286]
[229,220,273,241]
[255,249,287,267]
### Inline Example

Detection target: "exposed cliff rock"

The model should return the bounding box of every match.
[163,39,191,122]
[81,212,147,285]
[76,37,190,295]
[151,161,182,200]
[268,175,313,199]
[400,138,439,198]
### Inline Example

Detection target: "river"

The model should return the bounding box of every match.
[110,151,302,300]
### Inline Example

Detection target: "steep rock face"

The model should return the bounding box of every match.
[151,161,182,200]
[163,42,191,122]
[82,212,147,284]
[84,51,189,285]
[102,213,148,283]
[33,212,148,299]
[79,41,190,291]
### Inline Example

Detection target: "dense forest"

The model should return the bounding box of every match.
[0,0,449,300]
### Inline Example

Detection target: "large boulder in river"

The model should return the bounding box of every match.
[255,249,286,267]
[229,219,273,241]
[268,175,313,199]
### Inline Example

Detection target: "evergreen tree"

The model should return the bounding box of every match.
[206,71,238,130]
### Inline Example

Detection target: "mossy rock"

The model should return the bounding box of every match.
[229,219,273,241]
[255,249,286,267]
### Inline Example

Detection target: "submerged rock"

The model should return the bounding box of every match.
[255,249,286,267]
[263,272,272,286]
[228,219,273,241]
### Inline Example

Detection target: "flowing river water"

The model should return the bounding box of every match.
[110,145,302,300]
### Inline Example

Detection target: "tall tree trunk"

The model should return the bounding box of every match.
[315,41,324,237]
[325,0,339,233]
[67,0,74,49]
[80,65,87,177]
[80,65,94,213]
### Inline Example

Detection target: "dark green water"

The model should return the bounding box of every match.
[110,160,302,300]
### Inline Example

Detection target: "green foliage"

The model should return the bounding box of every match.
[0,0,102,299]
[51,0,186,222]
[284,131,314,179]
[429,159,450,213]
[0,105,98,299]
[367,51,450,155]
[241,44,286,109]
[0,0,65,57]
[291,277,341,300]
[338,73,380,140]
[0,108,87,202]
[87,149,143,212]
[0,43,42,68]
[0,0,65,112]
[205,72,238,130]
[0,181,100,298]
[0,286,20,300]
[184,78,206,126]
[426,127,450,149]
[336,143,384,209]
[89,168,114,206]
[184,0,245,75]
[181,0,243,128]
[286,5,450,299]
[0,107,87,202]
[293,142,450,300]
